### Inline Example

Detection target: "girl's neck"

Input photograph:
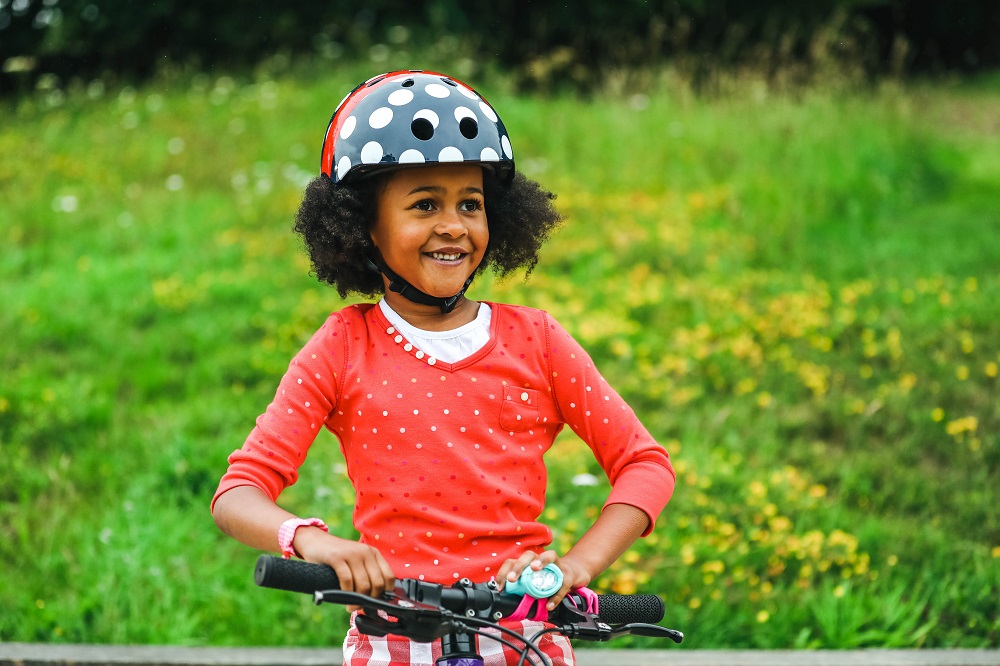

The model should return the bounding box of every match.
[381,293,481,332]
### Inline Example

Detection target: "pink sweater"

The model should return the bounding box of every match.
[213,302,675,584]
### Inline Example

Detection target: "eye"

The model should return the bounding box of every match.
[459,199,483,212]
[412,199,435,211]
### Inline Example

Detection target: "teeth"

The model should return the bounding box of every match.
[430,252,462,261]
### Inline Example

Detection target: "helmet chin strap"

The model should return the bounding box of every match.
[366,254,476,314]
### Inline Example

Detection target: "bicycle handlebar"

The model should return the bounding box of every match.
[254,555,682,644]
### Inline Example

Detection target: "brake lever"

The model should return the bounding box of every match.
[554,597,684,644]
[609,623,684,643]
[313,588,462,643]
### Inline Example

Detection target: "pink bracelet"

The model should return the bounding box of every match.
[278,517,329,559]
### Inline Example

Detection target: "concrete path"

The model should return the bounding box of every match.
[3,644,1000,666]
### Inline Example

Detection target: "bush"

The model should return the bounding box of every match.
[2,0,999,94]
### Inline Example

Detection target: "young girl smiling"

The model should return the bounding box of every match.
[212,70,675,665]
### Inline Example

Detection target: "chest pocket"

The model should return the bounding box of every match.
[499,386,540,432]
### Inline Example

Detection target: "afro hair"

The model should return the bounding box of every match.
[293,170,563,298]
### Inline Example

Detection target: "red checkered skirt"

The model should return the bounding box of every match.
[342,612,576,665]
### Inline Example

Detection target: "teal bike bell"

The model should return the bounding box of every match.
[506,563,564,598]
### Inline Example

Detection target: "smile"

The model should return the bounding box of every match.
[428,252,464,261]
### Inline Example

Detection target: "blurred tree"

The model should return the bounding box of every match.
[1,0,997,94]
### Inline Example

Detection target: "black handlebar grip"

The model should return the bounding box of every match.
[254,555,341,594]
[596,593,665,625]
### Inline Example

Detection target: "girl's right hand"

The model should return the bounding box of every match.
[293,528,395,600]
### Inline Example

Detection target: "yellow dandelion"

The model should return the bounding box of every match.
[946,416,978,437]
[960,334,974,354]
[956,365,969,381]
[991,546,1000,558]
[688,597,702,609]
[756,610,770,623]
[985,362,998,378]
[611,572,638,595]
[931,408,945,422]
[833,585,846,598]
[701,560,726,575]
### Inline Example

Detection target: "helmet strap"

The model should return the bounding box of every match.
[366,253,476,315]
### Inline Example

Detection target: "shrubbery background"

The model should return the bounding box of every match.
[3,0,1000,94]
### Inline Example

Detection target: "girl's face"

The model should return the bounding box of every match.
[370,163,488,301]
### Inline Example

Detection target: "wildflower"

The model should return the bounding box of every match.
[611,571,638,595]
[946,416,978,439]
[756,610,770,623]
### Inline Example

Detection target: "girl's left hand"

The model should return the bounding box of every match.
[496,549,592,611]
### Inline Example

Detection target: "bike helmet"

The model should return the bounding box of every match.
[320,70,514,185]
[319,70,516,314]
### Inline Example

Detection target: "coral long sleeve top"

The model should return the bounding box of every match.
[213,302,675,584]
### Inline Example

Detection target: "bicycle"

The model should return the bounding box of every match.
[255,554,684,666]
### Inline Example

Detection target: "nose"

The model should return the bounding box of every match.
[434,209,468,238]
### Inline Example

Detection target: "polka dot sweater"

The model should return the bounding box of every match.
[213,302,675,584]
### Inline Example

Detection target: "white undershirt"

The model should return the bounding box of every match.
[378,298,493,364]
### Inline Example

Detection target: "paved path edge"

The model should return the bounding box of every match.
[1,644,999,666]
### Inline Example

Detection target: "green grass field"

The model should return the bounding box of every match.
[1,62,998,649]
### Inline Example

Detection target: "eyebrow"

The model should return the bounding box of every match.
[406,185,484,196]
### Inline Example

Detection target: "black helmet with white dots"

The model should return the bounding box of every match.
[320,70,514,185]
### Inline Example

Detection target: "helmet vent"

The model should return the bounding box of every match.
[402,79,415,87]
[459,117,479,139]
[411,117,435,141]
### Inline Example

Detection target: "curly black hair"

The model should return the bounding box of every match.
[293,170,563,298]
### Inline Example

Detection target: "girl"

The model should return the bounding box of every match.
[212,70,675,665]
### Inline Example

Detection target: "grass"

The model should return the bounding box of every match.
[1,61,998,649]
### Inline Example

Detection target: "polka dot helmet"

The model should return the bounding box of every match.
[320,70,514,185]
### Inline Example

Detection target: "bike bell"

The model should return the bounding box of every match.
[506,563,564,598]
